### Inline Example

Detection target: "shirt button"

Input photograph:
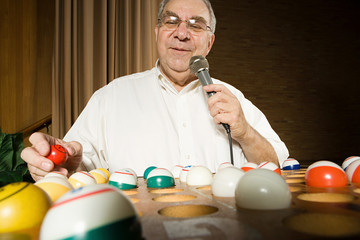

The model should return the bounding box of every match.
[182,123,187,128]
[186,155,190,160]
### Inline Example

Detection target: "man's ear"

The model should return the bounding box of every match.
[155,26,159,41]
[206,33,215,55]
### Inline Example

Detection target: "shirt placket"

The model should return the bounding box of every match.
[177,93,194,166]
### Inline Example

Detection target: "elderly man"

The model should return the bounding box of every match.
[21,0,288,181]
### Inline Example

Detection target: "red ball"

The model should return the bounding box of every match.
[47,144,68,165]
[305,161,347,188]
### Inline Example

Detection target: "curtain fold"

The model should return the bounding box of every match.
[53,0,160,138]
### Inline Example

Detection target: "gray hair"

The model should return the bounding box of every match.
[157,0,216,33]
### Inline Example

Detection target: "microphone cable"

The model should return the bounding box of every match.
[223,124,234,166]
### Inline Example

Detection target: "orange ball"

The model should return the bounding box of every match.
[0,182,51,233]
[306,161,347,187]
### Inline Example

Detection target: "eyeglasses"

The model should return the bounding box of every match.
[158,15,212,33]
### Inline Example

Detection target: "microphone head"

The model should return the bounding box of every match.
[189,55,209,75]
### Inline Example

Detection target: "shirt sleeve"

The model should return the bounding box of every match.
[63,89,109,171]
[217,80,290,166]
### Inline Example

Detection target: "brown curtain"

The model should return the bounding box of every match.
[53,0,160,138]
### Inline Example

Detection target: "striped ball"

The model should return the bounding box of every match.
[282,158,301,170]
[109,171,137,190]
[345,160,360,183]
[40,184,142,240]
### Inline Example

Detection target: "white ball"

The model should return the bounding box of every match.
[217,162,234,172]
[186,166,213,186]
[109,170,137,190]
[40,184,141,239]
[235,169,291,210]
[68,171,97,189]
[345,159,360,183]
[120,168,138,184]
[257,161,281,175]
[45,171,68,180]
[179,165,193,183]
[342,156,360,170]
[171,165,184,179]
[212,167,245,197]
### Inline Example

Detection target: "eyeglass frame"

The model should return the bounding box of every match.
[157,11,212,33]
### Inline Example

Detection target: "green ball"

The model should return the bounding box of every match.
[143,166,157,179]
[147,176,175,188]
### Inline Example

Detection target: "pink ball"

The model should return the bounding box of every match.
[305,161,347,188]
[345,160,360,183]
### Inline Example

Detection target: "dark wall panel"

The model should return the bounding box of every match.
[209,0,360,165]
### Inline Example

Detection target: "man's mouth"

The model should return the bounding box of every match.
[171,47,191,52]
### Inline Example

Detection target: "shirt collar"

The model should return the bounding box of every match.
[155,59,201,95]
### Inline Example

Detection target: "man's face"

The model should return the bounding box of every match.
[155,0,215,80]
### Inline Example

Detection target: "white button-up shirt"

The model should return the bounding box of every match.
[64,65,289,175]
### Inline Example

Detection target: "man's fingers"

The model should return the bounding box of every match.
[27,163,52,181]
[21,146,54,171]
[63,141,83,157]
[29,132,55,156]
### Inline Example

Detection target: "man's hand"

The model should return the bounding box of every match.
[21,132,83,181]
[203,84,279,165]
[203,84,250,140]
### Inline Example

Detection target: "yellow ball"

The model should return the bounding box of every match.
[89,169,108,184]
[0,182,51,233]
[97,168,110,181]
[35,177,73,203]
[68,171,96,189]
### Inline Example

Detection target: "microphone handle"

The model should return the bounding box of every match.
[197,70,231,133]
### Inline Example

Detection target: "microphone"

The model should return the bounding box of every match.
[189,55,216,97]
[189,55,230,133]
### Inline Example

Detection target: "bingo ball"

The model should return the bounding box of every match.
[171,165,184,179]
[240,162,257,172]
[68,171,97,189]
[257,161,281,175]
[143,166,157,179]
[89,169,108,184]
[305,161,347,188]
[0,182,51,233]
[97,168,110,181]
[217,162,233,172]
[35,176,73,203]
[109,171,137,190]
[44,171,68,180]
[40,184,142,240]
[186,166,213,186]
[122,168,138,184]
[46,144,68,165]
[179,165,193,183]
[345,160,360,184]
[282,158,301,170]
[212,167,245,197]
[342,156,360,171]
[147,168,175,188]
[235,169,291,210]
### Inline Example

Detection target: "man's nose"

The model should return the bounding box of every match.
[174,21,190,40]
